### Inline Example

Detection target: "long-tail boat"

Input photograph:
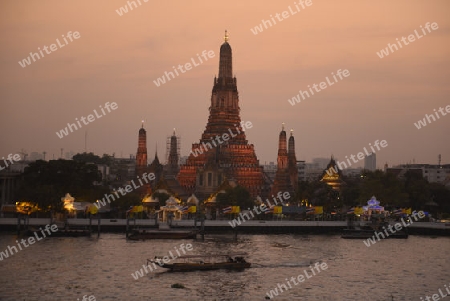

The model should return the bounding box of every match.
[147,253,251,271]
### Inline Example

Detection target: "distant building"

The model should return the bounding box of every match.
[109,157,135,183]
[297,160,306,182]
[29,152,44,161]
[364,153,376,171]
[304,159,326,182]
[312,158,330,169]
[65,151,75,160]
[179,156,188,165]
[341,167,363,178]
[387,164,450,186]
[263,162,277,172]
[0,169,21,209]
[263,162,277,184]
[97,164,110,182]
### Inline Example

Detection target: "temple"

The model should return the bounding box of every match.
[321,156,345,191]
[134,32,303,204]
[135,121,148,178]
[271,124,297,196]
[164,129,180,177]
[177,31,266,199]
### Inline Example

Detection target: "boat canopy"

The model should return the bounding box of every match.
[153,253,248,259]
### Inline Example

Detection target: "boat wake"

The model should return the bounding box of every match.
[251,261,320,269]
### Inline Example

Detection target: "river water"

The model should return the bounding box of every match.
[0,233,448,301]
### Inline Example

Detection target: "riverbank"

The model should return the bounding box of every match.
[1,218,449,236]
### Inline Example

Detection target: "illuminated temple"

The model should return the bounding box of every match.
[321,156,344,191]
[176,31,266,199]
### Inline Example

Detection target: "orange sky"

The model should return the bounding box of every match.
[1,0,449,167]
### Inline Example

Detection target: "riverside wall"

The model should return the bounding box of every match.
[0,218,449,236]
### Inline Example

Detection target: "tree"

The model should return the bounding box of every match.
[15,159,103,212]
[216,185,254,209]
[429,182,450,217]
[357,170,408,208]
[403,170,431,209]
[72,152,113,166]
[295,181,335,208]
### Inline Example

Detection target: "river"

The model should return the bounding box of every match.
[0,233,448,301]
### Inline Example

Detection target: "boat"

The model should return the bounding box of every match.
[342,221,408,239]
[343,197,409,239]
[341,228,408,239]
[147,253,251,271]
[24,226,91,237]
[127,229,197,240]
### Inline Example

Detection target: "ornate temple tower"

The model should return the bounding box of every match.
[271,124,294,196]
[135,122,148,177]
[165,129,180,176]
[321,156,344,191]
[288,129,298,191]
[177,31,265,198]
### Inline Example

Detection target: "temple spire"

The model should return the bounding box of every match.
[277,125,287,169]
[218,30,232,79]
[136,122,148,177]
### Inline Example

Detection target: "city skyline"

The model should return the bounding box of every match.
[1,1,449,169]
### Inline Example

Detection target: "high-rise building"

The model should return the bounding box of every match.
[177,32,265,199]
[364,153,376,171]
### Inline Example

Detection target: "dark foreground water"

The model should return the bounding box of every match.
[0,233,448,301]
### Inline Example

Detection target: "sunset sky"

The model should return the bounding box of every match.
[1,0,449,168]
